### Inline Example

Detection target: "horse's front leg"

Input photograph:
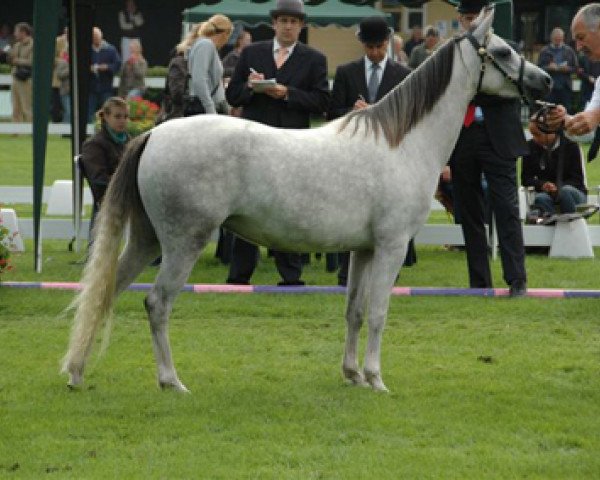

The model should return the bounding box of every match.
[342,249,373,387]
[363,243,406,392]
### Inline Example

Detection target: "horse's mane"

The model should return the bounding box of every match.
[339,38,456,148]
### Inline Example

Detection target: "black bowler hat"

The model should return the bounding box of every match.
[270,0,306,21]
[456,0,489,14]
[357,16,393,44]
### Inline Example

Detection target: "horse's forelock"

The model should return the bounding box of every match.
[339,39,456,148]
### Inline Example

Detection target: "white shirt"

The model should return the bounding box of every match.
[273,39,296,64]
[585,76,600,112]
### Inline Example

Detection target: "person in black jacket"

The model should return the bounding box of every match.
[449,0,528,296]
[224,0,330,286]
[328,16,412,286]
[522,120,587,217]
[81,97,130,242]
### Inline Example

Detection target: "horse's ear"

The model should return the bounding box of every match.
[471,5,495,44]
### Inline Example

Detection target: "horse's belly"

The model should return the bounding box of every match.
[223,216,372,253]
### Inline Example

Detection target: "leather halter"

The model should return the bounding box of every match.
[457,31,528,105]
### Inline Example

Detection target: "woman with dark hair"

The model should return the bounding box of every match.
[81,97,130,243]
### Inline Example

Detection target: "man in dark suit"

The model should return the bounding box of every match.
[328,16,412,286]
[449,0,528,296]
[225,0,330,286]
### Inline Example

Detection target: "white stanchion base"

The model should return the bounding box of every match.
[46,180,74,215]
[0,208,25,252]
[549,218,594,258]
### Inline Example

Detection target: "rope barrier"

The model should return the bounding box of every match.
[2,281,600,298]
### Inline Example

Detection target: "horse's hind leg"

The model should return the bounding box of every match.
[144,236,207,393]
[342,250,373,387]
[115,217,160,295]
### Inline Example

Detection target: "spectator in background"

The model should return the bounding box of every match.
[80,97,130,245]
[222,29,252,83]
[55,43,71,124]
[538,27,578,113]
[118,0,144,62]
[522,120,587,217]
[222,29,252,118]
[8,22,33,123]
[0,23,15,64]
[393,34,409,67]
[89,27,121,123]
[408,25,440,69]
[404,25,423,57]
[51,27,68,122]
[187,14,233,116]
[118,39,147,99]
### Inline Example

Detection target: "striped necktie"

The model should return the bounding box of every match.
[368,63,380,103]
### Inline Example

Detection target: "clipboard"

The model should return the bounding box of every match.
[250,78,277,92]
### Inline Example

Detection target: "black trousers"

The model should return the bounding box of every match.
[226,236,303,285]
[450,124,526,288]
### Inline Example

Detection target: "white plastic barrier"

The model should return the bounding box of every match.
[0,208,25,252]
[46,180,93,215]
[549,218,594,258]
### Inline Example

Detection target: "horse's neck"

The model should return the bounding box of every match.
[415,58,476,170]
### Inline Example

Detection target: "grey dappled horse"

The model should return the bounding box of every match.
[62,7,551,393]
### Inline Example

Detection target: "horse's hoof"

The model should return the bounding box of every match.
[343,367,369,387]
[159,380,190,393]
[364,372,389,393]
[67,371,83,389]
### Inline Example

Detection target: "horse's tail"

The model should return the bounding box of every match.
[61,132,151,382]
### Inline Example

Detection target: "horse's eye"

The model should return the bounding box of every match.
[494,47,512,59]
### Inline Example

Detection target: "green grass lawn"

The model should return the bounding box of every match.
[1,241,599,478]
[1,135,73,186]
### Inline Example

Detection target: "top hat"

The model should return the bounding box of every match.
[270,0,306,21]
[357,16,393,44]
[456,0,489,14]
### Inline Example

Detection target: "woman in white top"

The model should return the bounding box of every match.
[187,14,233,115]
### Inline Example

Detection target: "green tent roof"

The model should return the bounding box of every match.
[183,0,391,27]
